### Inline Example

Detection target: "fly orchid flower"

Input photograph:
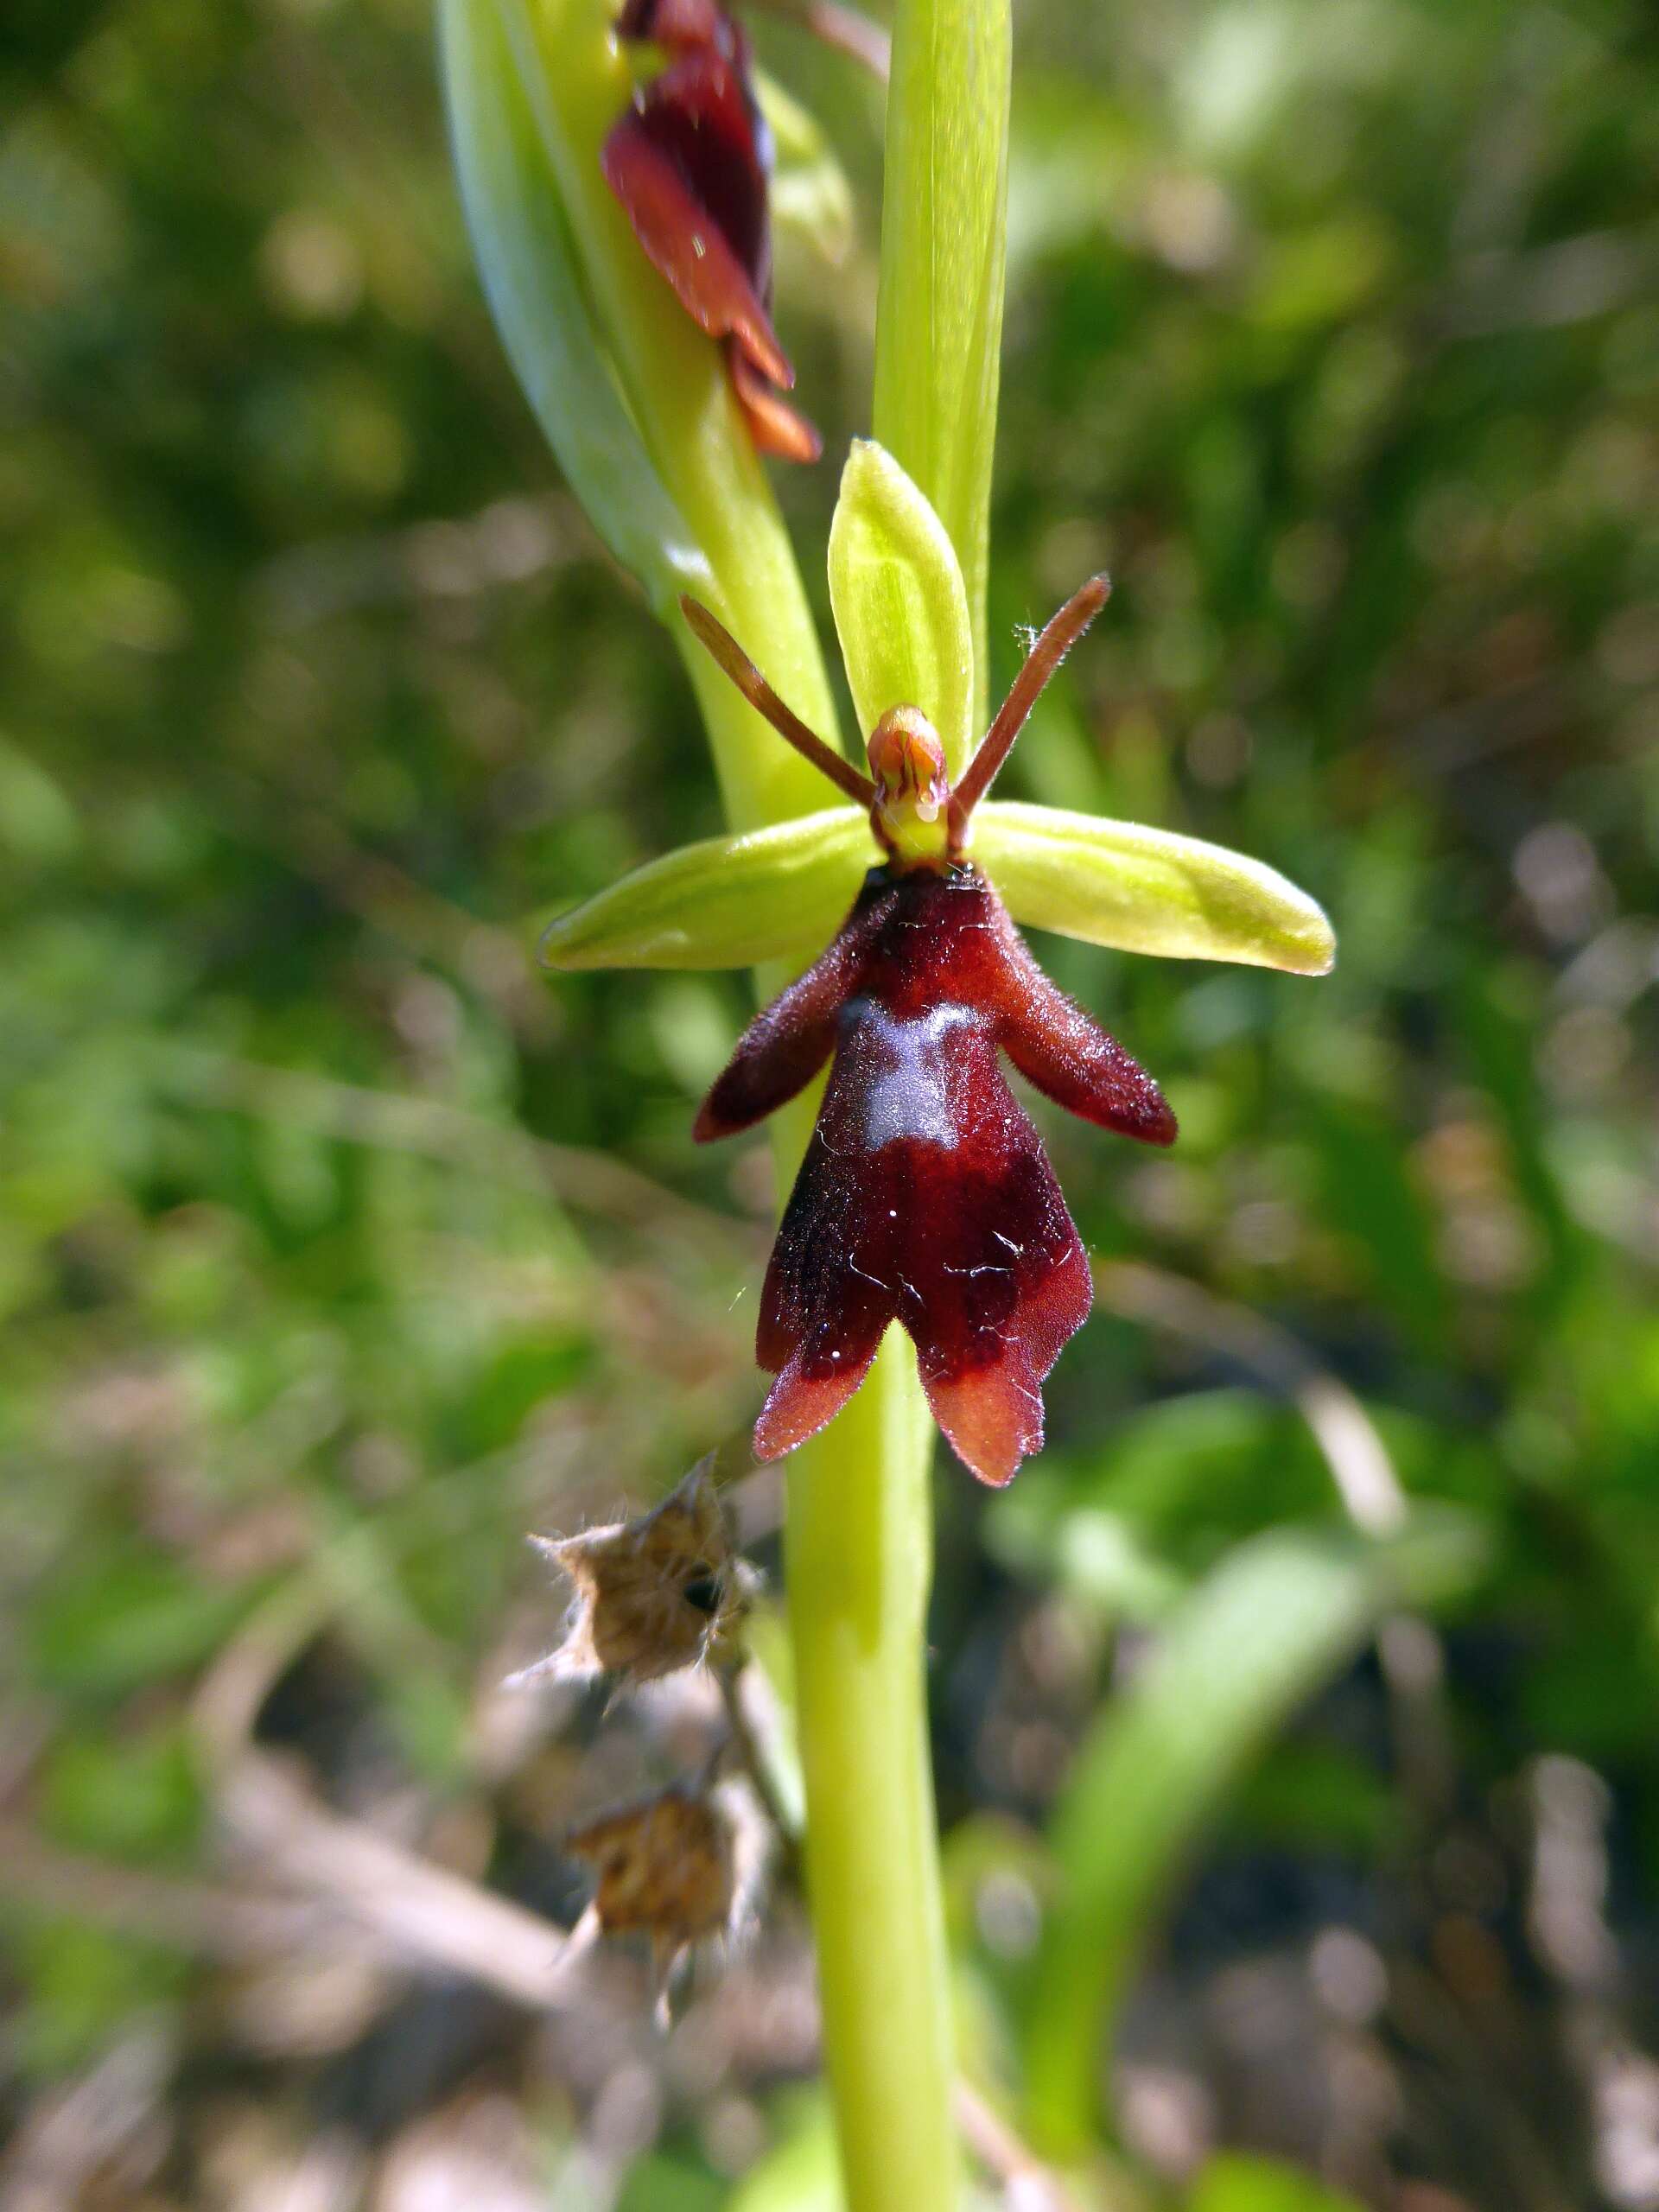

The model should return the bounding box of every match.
[602,0,822,462]
[543,442,1336,1484]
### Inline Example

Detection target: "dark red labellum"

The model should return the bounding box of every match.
[603,0,822,462]
[696,864,1176,1485]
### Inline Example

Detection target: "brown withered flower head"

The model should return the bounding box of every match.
[680,582,1176,1488]
[513,1455,753,1688]
[566,1781,737,1989]
[602,0,821,461]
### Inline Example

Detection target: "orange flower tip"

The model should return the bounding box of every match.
[732,318,795,394]
[753,1343,880,1461]
[729,346,822,462]
[923,1361,1050,1490]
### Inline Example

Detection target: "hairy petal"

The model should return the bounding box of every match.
[974,801,1337,976]
[985,901,1177,1145]
[695,880,894,1138]
[539,808,870,972]
[701,863,1179,1482]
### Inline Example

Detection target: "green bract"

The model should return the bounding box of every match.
[829,442,976,775]
[441,0,708,608]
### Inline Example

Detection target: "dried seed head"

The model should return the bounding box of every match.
[566,1783,737,1986]
[514,1456,753,1688]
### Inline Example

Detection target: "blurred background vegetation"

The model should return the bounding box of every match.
[3,0,1657,2205]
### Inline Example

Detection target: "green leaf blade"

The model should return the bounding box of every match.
[1020,1522,1471,2156]
[975,800,1337,974]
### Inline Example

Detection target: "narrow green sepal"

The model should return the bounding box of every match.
[757,70,855,270]
[539,808,873,971]
[974,801,1337,975]
[828,440,976,777]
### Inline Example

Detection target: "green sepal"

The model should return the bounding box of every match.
[757,70,855,271]
[539,808,873,971]
[827,440,976,776]
[974,801,1336,974]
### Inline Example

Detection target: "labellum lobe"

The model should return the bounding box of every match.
[696,863,1175,1485]
[603,0,821,461]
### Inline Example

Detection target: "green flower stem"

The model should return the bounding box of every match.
[692,665,956,2212]
[676,760,954,2212]
[874,0,1012,729]
[784,1334,957,2212]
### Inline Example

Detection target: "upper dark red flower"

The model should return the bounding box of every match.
[603,0,821,461]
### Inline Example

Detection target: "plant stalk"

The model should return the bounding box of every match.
[455,3,1005,2196]
[785,1335,957,2212]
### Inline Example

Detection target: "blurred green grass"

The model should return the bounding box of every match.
[2,0,1657,2203]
